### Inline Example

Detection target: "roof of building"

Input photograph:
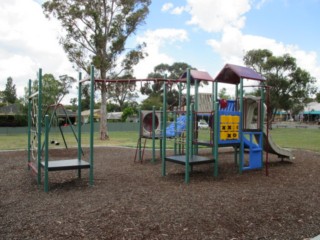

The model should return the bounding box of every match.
[81,110,122,120]
[0,104,21,115]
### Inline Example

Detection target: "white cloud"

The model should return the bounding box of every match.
[0,0,74,100]
[254,0,270,9]
[161,3,174,12]
[186,0,251,32]
[171,6,186,15]
[134,29,189,78]
[207,27,320,88]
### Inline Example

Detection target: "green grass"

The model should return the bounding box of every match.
[268,128,320,152]
[0,128,319,152]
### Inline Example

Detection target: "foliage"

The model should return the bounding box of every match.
[0,114,27,127]
[3,77,17,104]
[121,107,135,122]
[218,87,231,99]
[70,83,92,111]
[316,92,320,103]
[243,49,317,120]
[29,73,75,109]
[43,0,151,140]
[141,95,162,110]
[107,74,139,109]
[141,62,195,110]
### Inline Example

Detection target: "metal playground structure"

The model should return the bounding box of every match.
[27,67,95,192]
[27,64,293,190]
[135,64,293,183]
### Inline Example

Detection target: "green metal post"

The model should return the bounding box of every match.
[173,107,177,155]
[213,81,219,177]
[89,66,94,185]
[152,106,156,163]
[178,82,182,110]
[234,84,239,165]
[213,102,219,177]
[190,103,194,157]
[78,72,82,178]
[44,115,49,192]
[239,78,244,174]
[161,82,167,176]
[27,79,32,169]
[159,107,163,159]
[260,83,265,165]
[194,79,199,155]
[138,108,142,161]
[37,68,42,186]
[185,68,191,184]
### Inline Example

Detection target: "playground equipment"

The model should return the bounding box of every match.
[44,103,79,149]
[27,68,95,192]
[137,64,293,183]
[135,108,188,163]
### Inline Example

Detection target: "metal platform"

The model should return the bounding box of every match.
[41,159,90,172]
[165,155,215,165]
[193,141,240,148]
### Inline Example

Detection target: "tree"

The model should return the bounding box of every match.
[243,49,317,121]
[106,74,139,110]
[316,92,320,103]
[141,62,195,110]
[218,87,231,100]
[3,77,17,104]
[43,0,151,140]
[28,73,75,109]
[121,107,135,122]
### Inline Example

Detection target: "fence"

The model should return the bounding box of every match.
[0,122,139,135]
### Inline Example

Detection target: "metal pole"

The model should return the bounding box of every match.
[213,81,219,177]
[27,79,32,170]
[178,82,182,110]
[44,115,49,192]
[173,107,177,155]
[37,68,42,186]
[194,79,199,155]
[138,108,142,161]
[89,66,94,185]
[239,78,244,174]
[185,68,191,183]
[152,106,156,163]
[78,72,82,178]
[260,83,265,169]
[161,81,167,176]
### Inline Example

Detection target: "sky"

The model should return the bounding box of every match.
[1,0,320,103]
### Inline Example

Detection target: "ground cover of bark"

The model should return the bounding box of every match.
[0,147,319,239]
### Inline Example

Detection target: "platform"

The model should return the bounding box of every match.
[41,159,90,171]
[193,141,240,148]
[165,155,215,165]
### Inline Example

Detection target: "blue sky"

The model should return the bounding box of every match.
[0,0,319,101]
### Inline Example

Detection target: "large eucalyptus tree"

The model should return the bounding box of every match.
[43,0,151,139]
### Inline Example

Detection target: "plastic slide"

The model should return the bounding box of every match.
[165,115,187,138]
[244,96,293,159]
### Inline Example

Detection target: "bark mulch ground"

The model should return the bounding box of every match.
[0,147,319,240]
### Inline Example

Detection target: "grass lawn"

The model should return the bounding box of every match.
[0,128,319,152]
[269,128,320,152]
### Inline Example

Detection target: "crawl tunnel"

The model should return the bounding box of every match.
[142,111,161,136]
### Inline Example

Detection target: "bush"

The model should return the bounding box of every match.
[0,115,28,127]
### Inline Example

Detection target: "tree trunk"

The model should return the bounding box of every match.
[100,81,109,140]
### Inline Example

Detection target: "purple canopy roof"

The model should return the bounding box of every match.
[214,64,265,84]
[179,69,214,82]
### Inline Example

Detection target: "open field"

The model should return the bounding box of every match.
[0,127,319,152]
